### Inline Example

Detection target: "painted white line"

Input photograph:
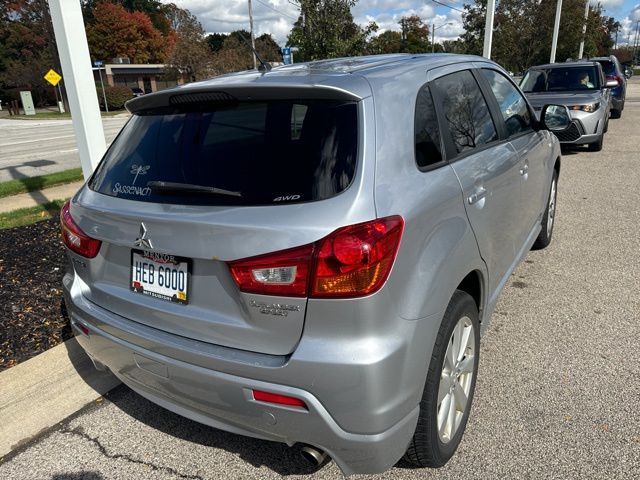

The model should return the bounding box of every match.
[0,134,76,147]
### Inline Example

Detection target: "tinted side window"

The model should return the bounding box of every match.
[481,69,532,137]
[414,85,443,168]
[432,70,498,155]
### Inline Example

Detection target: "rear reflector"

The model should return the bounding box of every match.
[77,323,90,336]
[60,200,102,258]
[228,216,404,298]
[252,390,307,409]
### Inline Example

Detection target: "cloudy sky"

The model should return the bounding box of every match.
[163,1,640,48]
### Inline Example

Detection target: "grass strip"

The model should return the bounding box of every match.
[0,168,84,198]
[0,200,66,229]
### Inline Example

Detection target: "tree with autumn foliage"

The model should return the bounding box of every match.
[0,0,57,105]
[207,31,282,75]
[86,1,173,64]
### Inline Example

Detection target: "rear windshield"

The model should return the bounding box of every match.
[89,99,358,206]
[520,66,600,92]
[596,60,615,76]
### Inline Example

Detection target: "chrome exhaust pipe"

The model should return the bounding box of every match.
[300,445,328,466]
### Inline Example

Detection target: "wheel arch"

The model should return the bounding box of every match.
[455,270,484,322]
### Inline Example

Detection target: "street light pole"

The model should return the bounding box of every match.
[578,0,590,60]
[48,0,106,178]
[248,0,257,70]
[550,0,563,63]
[432,23,452,53]
[483,0,496,58]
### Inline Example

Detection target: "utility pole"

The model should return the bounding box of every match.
[578,0,589,59]
[483,0,496,58]
[633,20,640,65]
[400,18,407,52]
[550,0,563,63]
[432,23,435,53]
[248,0,257,70]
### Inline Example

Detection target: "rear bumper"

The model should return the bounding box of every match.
[63,273,421,475]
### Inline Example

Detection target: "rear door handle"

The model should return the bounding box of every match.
[468,187,487,205]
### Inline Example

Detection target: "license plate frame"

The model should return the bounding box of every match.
[130,249,191,305]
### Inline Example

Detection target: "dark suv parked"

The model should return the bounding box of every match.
[589,55,626,118]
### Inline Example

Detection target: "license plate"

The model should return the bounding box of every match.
[130,250,191,304]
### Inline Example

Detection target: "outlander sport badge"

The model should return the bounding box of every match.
[134,222,153,249]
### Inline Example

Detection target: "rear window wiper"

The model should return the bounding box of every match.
[148,181,243,198]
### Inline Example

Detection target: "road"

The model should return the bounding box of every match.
[1,81,639,479]
[0,117,128,182]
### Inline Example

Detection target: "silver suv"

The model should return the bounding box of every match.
[61,54,566,474]
[520,62,613,151]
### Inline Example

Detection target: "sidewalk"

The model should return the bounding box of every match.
[0,338,120,457]
[0,179,120,458]
[0,181,84,214]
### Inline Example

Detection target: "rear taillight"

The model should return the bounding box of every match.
[60,200,101,258]
[228,216,404,299]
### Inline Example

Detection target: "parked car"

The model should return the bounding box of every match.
[588,55,627,118]
[520,61,613,151]
[61,54,568,475]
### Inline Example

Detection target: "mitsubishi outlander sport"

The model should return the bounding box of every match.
[61,54,568,474]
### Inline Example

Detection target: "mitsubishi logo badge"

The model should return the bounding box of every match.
[134,222,153,249]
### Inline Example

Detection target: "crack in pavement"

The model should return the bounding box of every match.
[60,427,206,480]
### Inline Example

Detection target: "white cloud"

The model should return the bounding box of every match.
[163,0,466,45]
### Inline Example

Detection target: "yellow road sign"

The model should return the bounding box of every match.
[44,69,62,86]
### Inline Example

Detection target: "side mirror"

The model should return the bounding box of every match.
[541,104,571,132]
[605,79,619,88]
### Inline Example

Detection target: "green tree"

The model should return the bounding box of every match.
[286,0,377,61]
[206,33,227,53]
[164,4,212,81]
[0,0,56,105]
[367,30,402,54]
[462,0,621,73]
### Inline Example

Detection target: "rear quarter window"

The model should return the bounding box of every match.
[89,99,358,206]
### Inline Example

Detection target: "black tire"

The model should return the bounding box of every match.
[532,170,558,250]
[404,290,480,468]
[587,133,603,152]
[610,109,622,119]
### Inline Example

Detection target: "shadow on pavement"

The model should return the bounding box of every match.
[103,384,322,476]
[0,159,60,216]
[63,335,121,395]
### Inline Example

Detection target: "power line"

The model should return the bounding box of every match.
[429,0,466,14]
[255,0,298,21]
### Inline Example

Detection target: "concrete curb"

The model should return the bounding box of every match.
[0,338,121,458]
[0,181,84,214]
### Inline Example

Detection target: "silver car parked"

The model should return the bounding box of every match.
[61,54,567,474]
[520,61,615,152]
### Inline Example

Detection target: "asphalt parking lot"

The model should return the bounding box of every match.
[0,117,128,182]
[1,80,639,479]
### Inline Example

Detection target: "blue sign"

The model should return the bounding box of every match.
[94,60,104,67]
[281,47,292,65]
